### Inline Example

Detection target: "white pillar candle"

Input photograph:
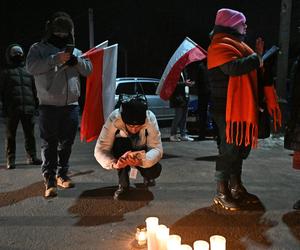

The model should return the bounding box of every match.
[193,240,209,250]
[210,235,226,250]
[156,224,170,250]
[145,217,159,250]
[180,244,192,250]
[167,234,181,250]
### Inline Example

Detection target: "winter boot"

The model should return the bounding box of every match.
[230,175,259,204]
[43,174,57,198]
[213,180,240,211]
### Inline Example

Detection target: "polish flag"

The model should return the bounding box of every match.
[80,43,118,142]
[156,37,207,100]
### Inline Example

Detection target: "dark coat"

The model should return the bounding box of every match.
[0,44,38,116]
[169,82,189,108]
[284,56,300,150]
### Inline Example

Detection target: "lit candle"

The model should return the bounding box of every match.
[167,234,181,250]
[145,217,159,250]
[193,240,209,250]
[156,224,170,250]
[135,225,147,246]
[210,235,226,250]
[180,244,192,250]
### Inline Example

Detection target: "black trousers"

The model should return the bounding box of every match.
[213,114,251,181]
[112,137,162,187]
[5,113,37,162]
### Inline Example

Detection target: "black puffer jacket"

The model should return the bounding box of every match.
[285,56,300,150]
[0,44,38,116]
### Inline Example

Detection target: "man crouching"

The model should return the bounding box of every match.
[94,95,163,200]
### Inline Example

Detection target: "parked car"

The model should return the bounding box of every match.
[115,77,175,121]
[115,77,202,132]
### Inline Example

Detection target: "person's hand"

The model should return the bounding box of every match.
[126,153,143,167]
[56,51,71,64]
[65,55,78,66]
[185,79,195,87]
[255,37,264,56]
[113,151,131,169]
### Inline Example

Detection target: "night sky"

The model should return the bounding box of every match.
[0,0,281,77]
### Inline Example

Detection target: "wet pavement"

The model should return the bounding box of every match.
[0,119,299,250]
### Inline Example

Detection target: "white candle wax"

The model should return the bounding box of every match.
[145,217,159,250]
[193,240,209,250]
[210,235,226,250]
[180,244,192,250]
[156,224,170,250]
[167,234,181,250]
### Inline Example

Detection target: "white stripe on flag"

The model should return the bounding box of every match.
[102,44,118,120]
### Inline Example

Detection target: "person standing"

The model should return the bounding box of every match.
[169,74,194,142]
[207,8,281,210]
[94,95,163,200]
[0,44,42,169]
[284,54,300,210]
[26,12,93,198]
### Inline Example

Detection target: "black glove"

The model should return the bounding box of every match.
[65,55,78,67]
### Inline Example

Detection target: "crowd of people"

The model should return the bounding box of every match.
[0,9,299,211]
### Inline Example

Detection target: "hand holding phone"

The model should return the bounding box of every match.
[65,44,75,54]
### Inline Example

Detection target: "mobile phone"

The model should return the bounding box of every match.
[65,44,74,54]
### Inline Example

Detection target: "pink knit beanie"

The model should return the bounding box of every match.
[215,8,246,28]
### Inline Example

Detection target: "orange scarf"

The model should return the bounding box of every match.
[207,33,259,148]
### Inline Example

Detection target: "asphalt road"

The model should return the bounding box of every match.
[0,120,299,250]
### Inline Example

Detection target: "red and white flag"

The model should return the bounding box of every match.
[80,43,118,142]
[156,37,207,100]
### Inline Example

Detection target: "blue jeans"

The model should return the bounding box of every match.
[170,106,188,136]
[39,105,79,177]
[213,114,251,181]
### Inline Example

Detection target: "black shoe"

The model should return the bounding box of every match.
[231,185,259,204]
[293,200,300,210]
[213,192,240,211]
[143,178,156,187]
[27,157,42,165]
[113,185,129,200]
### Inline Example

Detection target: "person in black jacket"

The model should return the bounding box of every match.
[169,74,194,142]
[207,9,266,211]
[0,44,42,169]
[284,55,300,210]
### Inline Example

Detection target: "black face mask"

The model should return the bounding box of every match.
[10,55,24,65]
[48,34,70,49]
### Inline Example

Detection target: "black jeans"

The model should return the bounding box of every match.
[39,105,79,177]
[213,114,251,181]
[5,113,37,162]
[112,137,162,187]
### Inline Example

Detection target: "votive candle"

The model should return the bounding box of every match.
[193,240,209,250]
[210,235,226,250]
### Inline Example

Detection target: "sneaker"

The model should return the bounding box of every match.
[56,175,75,189]
[27,157,42,165]
[44,175,57,198]
[170,135,181,142]
[180,135,194,141]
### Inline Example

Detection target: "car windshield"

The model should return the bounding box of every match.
[116,81,158,95]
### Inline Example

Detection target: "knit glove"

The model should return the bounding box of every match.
[264,85,282,131]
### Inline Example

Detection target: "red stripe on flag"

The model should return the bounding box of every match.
[160,46,206,100]
[80,49,104,142]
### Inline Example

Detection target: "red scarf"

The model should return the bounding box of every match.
[207,33,259,148]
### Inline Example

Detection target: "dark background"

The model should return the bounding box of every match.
[0,0,282,77]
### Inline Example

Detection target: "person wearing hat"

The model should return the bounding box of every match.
[26,12,93,198]
[207,8,281,210]
[0,44,42,169]
[94,95,163,200]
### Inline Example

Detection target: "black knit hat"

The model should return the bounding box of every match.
[120,96,147,125]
